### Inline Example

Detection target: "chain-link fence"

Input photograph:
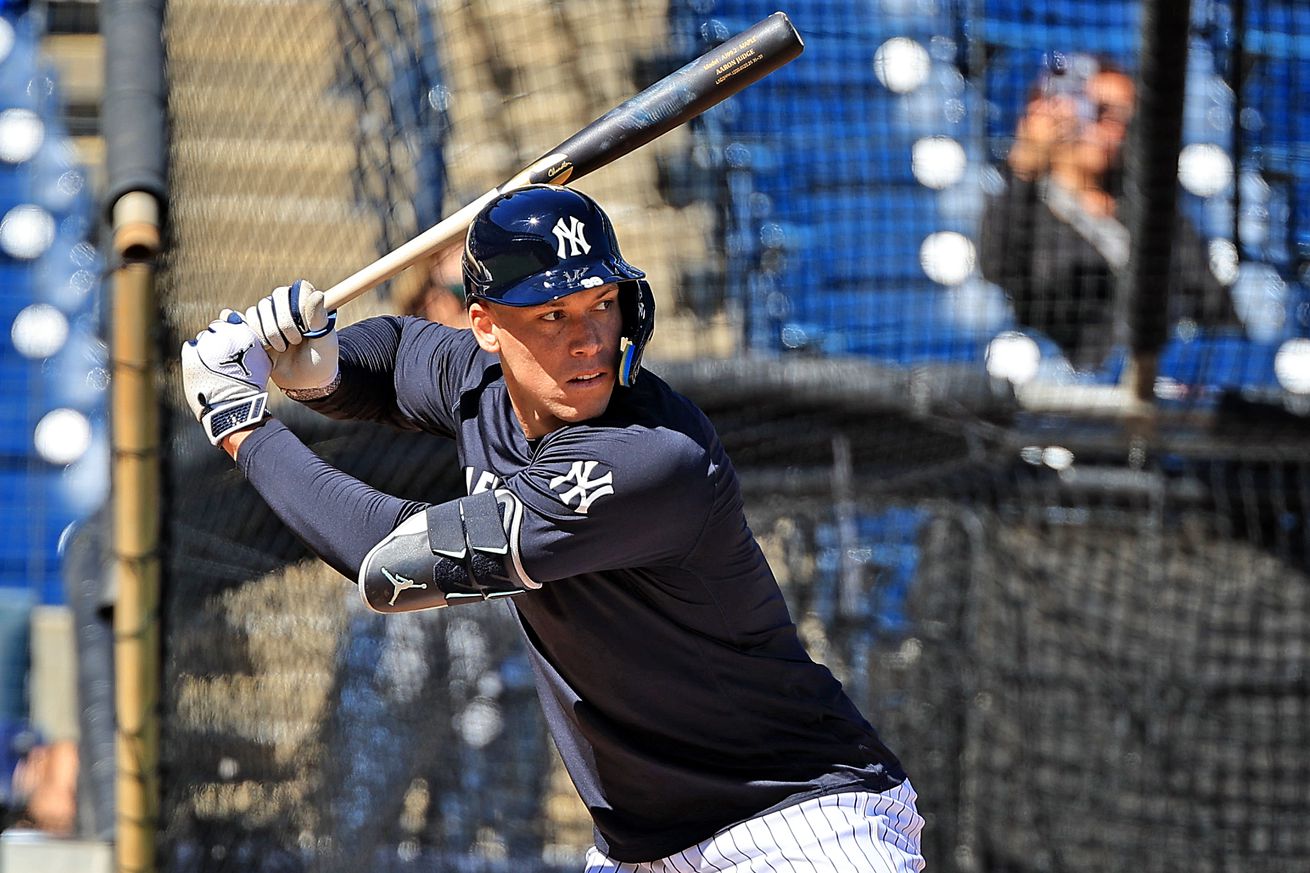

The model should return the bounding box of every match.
[153,0,1310,870]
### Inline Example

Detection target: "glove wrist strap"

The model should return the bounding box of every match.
[283,371,342,402]
[201,393,270,445]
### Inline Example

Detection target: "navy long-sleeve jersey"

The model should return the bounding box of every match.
[235,316,905,862]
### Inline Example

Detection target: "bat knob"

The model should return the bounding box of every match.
[301,310,337,339]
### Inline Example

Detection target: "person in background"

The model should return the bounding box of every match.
[312,235,547,863]
[3,730,77,836]
[979,53,1239,371]
[390,240,470,326]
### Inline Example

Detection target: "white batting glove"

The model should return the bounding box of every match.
[181,310,273,445]
[244,279,339,395]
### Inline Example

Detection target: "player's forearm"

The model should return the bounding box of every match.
[295,316,419,429]
[231,419,430,578]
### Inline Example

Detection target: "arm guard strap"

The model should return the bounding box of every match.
[358,489,537,613]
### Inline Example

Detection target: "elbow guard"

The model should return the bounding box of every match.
[358,489,537,613]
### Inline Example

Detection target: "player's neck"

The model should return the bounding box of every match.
[504,385,564,440]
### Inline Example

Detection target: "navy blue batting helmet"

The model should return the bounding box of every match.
[463,185,655,387]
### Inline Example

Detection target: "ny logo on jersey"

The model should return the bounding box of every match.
[549,460,614,514]
[552,216,591,259]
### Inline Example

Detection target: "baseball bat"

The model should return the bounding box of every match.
[318,11,804,314]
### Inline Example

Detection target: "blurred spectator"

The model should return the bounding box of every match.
[0,722,36,828]
[1,721,77,837]
[980,54,1238,370]
[9,738,77,836]
[280,244,538,867]
[390,239,469,325]
[62,512,116,841]
[313,601,549,865]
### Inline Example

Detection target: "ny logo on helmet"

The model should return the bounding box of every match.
[553,216,591,259]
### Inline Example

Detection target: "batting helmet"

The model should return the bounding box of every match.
[462,185,655,387]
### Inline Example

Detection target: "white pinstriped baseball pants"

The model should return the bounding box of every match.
[584,781,925,872]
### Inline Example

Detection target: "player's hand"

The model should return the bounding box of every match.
[245,279,340,393]
[180,310,272,445]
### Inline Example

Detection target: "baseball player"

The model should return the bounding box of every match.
[180,185,924,871]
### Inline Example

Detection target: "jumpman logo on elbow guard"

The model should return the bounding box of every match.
[381,566,428,606]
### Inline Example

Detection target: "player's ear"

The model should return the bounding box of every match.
[468,301,500,353]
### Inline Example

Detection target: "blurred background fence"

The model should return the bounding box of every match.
[3,0,1310,869]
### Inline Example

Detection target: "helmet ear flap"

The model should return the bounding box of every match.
[618,279,656,388]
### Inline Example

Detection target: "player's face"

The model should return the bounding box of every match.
[469,284,623,438]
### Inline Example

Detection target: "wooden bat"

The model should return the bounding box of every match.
[318,11,804,314]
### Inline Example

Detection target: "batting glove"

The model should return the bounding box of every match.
[244,279,339,396]
[181,310,273,445]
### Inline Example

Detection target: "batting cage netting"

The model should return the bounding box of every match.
[149,0,1310,871]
